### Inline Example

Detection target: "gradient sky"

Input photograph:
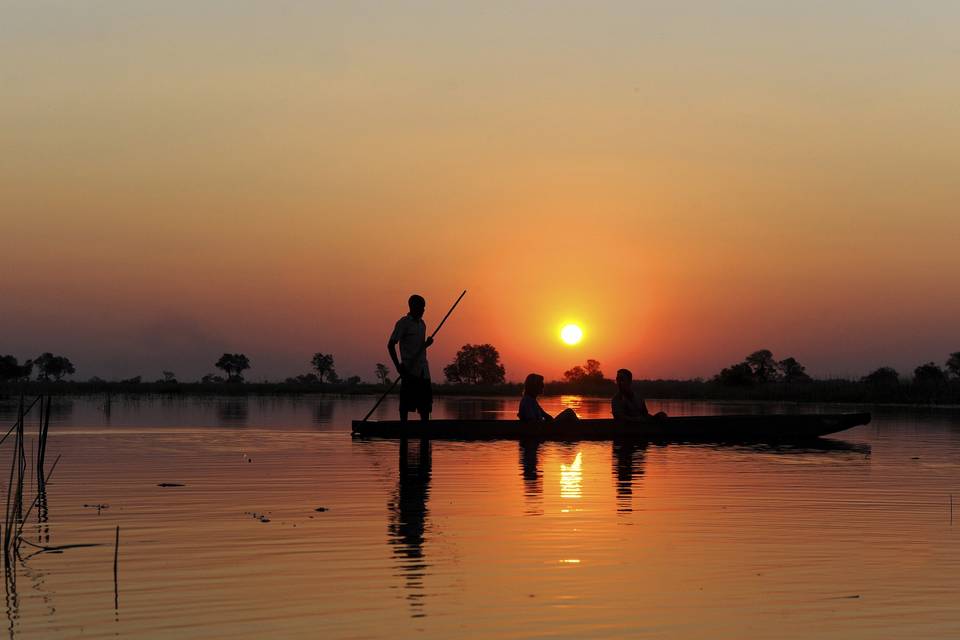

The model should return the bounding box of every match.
[2,1,959,381]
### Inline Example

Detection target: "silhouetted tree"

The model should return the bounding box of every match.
[745,350,780,383]
[563,365,586,382]
[375,363,391,386]
[201,373,225,384]
[778,357,811,383]
[345,375,362,386]
[444,344,506,385]
[34,352,75,381]
[162,370,178,384]
[563,359,605,384]
[714,362,755,386]
[215,353,250,382]
[861,367,900,387]
[946,352,960,379]
[121,376,142,384]
[914,362,947,385]
[311,353,337,384]
[0,356,33,383]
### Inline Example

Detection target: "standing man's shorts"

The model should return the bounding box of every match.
[400,375,433,416]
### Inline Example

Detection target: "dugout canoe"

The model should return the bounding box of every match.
[351,412,870,442]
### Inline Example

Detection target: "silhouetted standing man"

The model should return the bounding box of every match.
[388,294,434,422]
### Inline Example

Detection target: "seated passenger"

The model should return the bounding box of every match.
[612,369,667,421]
[519,373,578,423]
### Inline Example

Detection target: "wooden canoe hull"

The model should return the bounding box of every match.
[351,412,871,442]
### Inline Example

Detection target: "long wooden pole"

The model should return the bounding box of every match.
[361,290,466,422]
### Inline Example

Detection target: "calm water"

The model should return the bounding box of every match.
[1,394,958,639]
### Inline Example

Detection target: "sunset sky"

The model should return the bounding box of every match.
[2,1,959,382]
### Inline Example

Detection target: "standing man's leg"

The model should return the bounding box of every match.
[418,376,432,422]
[399,376,410,422]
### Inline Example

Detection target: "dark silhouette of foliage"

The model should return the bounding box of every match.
[946,352,960,379]
[311,353,337,384]
[34,352,75,381]
[284,373,319,384]
[714,362,755,386]
[861,367,900,387]
[0,356,33,382]
[778,357,811,383]
[214,353,250,382]
[716,350,811,385]
[443,344,506,385]
[344,375,362,386]
[914,362,947,385]
[375,363,391,386]
[162,371,178,384]
[562,359,605,384]
[745,350,780,383]
[201,373,225,384]
[121,376,142,384]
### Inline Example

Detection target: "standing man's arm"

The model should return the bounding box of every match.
[388,319,407,378]
[388,339,405,378]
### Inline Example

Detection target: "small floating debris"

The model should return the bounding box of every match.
[157,483,185,487]
[243,511,271,523]
[82,503,110,515]
[315,507,329,513]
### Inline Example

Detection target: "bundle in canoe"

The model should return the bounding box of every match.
[352,412,870,442]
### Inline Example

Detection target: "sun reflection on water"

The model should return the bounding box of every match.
[560,451,583,499]
[559,395,583,412]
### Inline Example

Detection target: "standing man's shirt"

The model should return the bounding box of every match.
[611,393,649,419]
[390,314,430,379]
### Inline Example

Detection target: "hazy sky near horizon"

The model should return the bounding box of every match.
[2,1,959,382]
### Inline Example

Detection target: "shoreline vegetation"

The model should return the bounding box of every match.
[2,378,959,406]
[2,347,959,405]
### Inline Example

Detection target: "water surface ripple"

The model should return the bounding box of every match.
[0,395,957,638]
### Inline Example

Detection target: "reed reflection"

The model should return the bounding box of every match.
[388,438,432,618]
[612,441,648,514]
[311,398,334,427]
[216,399,249,426]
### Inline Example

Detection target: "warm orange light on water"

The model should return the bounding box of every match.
[560,451,584,499]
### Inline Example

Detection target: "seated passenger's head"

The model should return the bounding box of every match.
[616,368,633,393]
[523,373,545,398]
[408,294,426,319]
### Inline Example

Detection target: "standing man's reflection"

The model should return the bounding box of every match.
[612,441,647,513]
[388,438,432,617]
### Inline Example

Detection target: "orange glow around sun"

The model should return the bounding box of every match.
[560,324,583,346]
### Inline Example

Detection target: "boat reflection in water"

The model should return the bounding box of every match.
[519,440,543,516]
[612,441,648,514]
[387,438,432,618]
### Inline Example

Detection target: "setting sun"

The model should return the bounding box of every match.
[560,324,583,345]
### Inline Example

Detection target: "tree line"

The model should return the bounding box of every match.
[3,347,958,398]
[0,353,75,382]
[714,349,960,387]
